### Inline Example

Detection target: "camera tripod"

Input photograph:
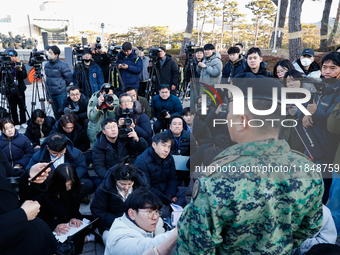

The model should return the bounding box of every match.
[145,59,161,103]
[74,62,92,98]
[0,64,30,122]
[30,63,55,118]
[108,58,125,92]
[182,55,197,103]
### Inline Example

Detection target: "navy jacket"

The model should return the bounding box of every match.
[25,138,87,179]
[45,57,72,96]
[153,94,183,119]
[24,117,56,147]
[135,147,178,200]
[49,120,90,152]
[165,129,196,156]
[116,100,152,145]
[155,54,179,90]
[184,117,213,146]
[90,164,146,230]
[72,60,104,97]
[222,55,246,79]
[92,132,148,179]
[0,130,34,168]
[117,50,143,89]
[58,93,89,124]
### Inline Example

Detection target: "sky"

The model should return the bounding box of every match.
[0,0,339,34]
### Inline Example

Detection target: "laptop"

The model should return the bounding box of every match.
[173,155,190,171]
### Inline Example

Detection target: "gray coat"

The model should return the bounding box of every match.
[197,52,223,86]
[139,56,150,81]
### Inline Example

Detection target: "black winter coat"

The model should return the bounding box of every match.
[116,100,153,145]
[0,149,57,255]
[24,116,56,147]
[93,53,111,83]
[222,55,246,79]
[155,54,179,90]
[165,129,197,156]
[90,164,146,230]
[49,120,90,152]
[135,147,178,200]
[184,117,213,146]
[0,130,34,169]
[236,61,273,78]
[58,93,89,124]
[92,133,148,179]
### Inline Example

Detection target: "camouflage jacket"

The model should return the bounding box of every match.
[176,139,324,255]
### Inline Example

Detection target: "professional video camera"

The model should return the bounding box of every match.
[149,47,161,60]
[72,44,90,65]
[28,48,46,73]
[121,108,133,126]
[95,37,101,50]
[0,52,12,67]
[185,43,195,56]
[107,42,122,61]
[302,78,327,97]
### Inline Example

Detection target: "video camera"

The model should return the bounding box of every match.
[28,48,45,73]
[73,44,90,66]
[121,108,133,126]
[107,42,122,63]
[185,42,196,56]
[95,37,101,50]
[149,47,161,60]
[0,52,12,68]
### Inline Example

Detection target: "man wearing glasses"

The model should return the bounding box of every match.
[105,188,178,255]
[92,118,148,184]
[117,41,143,90]
[58,85,89,129]
[116,93,152,145]
[24,134,93,202]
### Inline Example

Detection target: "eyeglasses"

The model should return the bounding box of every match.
[70,93,80,97]
[138,209,162,219]
[120,100,133,105]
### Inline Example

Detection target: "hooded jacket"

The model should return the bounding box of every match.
[0,129,34,169]
[104,214,173,255]
[117,48,143,89]
[293,59,321,79]
[90,164,146,230]
[116,100,152,145]
[155,54,179,90]
[44,56,72,96]
[72,60,104,97]
[57,92,89,124]
[92,132,148,180]
[24,116,56,147]
[222,55,246,79]
[197,51,223,86]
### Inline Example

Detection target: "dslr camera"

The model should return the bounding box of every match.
[104,94,114,104]
[118,127,133,142]
[95,37,101,50]
[160,109,169,119]
[149,47,161,60]
[121,108,133,126]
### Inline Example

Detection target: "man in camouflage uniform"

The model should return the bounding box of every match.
[176,76,324,254]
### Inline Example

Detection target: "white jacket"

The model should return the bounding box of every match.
[104,214,174,255]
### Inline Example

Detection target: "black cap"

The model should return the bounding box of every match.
[204,44,215,50]
[137,46,144,51]
[4,48,17,56]
[301,48,314,57]
[159,46,166,52]
[45,45,51,51]
[229,73,283,104]
[195,48,204,53]
[83,48,92,55]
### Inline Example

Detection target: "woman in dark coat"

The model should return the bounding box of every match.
[0,118,34,176]
[35,163,94,254]
[0,149,57,255]
[90,160,145,244]
[24,109,55,148]
[49,113,90,152]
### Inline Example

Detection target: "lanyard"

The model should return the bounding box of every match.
[172,134,181,154]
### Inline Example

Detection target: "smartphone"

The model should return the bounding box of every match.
[29,157,58,183]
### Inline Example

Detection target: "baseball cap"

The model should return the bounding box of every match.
[301,48,314,57]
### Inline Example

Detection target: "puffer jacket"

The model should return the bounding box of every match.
[90,164,146,230]
[293,59,321,79]
[24,116,56,147]
[0,130,34,168]
[44,57,72,96]
[327,102,340,167]
[155,54,179,90]
[222,55,246,79]
[153,94,183,119]
[117,48,143,89]
[165,129,196,156]
[72,60,104,97]
[236,61,273,77]
[197,51,223,86]
[116,100,152,145]
[87,91,119,145]
[134,147,178,200]
[58,93,89,124]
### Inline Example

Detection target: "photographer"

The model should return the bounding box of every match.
[136,46,150,97]
[153,84,183,134]
[151,47,179,95]
[92,118,148,182]
[58,85,89,130]
[90,42,111,83]
[87,83,119,145]
[185,48,203,83]
[0,48,27,127]
[117,42,143,90]
[45,45,72,119]
[72,48,104,97]
[125,86,152,119]
[116,93,152,145]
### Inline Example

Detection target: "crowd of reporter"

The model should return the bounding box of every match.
[1,42,340,255]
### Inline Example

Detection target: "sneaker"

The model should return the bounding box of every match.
[15,125,21,130]
[21,124,27,129]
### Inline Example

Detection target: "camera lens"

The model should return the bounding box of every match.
[105,94,113,104]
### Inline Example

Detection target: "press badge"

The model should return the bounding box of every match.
[178,149,181,154]
[14,78,18,85]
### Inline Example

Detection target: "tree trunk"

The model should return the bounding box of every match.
[254,16,260,47]
[181,0,195,54]
[212,15,216,43]
[329,0,340,45]
[231,20,234,46]
[289,0,304,61]
[197,9,200,45]
[220,0,227,50]
[269,0,289,48]
[320,0,333,51]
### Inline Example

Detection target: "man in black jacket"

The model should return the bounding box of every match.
[134,132,187,217]
[90,43,111,83]
[58,86,89,129]
[92,117,148,184]
[154,47,179,95]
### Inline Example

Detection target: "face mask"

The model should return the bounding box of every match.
[301,58,312,67]
[48,54,55,60]
[83,59,91,64]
